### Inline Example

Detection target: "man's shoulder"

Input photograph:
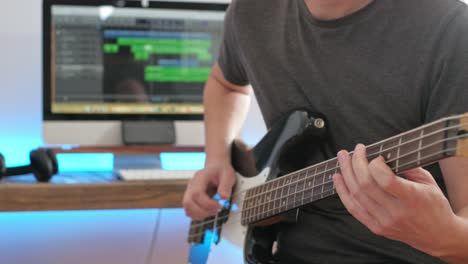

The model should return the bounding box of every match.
[387,0,467,38]
[395,0,466,21]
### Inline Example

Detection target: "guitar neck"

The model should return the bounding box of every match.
[240,117,461,225]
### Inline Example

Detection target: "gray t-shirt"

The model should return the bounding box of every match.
[218,0,468,263]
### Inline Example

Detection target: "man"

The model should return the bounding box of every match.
[183,0,468,263]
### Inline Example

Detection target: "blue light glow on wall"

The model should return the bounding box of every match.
[160,152,205,170]
[0,139,43,167]
[57,153,114,172]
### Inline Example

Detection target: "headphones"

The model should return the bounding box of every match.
[0,149,59,182]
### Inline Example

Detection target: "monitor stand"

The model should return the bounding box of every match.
[122,121,175,145]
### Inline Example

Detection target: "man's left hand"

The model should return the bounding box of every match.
[333,143,457,255]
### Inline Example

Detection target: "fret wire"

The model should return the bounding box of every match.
[261,184,267,219]
[245,189,251,222]
[247,190,252,222]
[262,184,269,216]
[395,136,403,173]
[321,162,328,197]
[284,175,290,211]
[256,183,263,221]
[278,177,284,214]
[265,181,271,218]
[310,166,317,203]
[270,181,275,218]
[266,183,271,218]
[246,189,251,212]
[259,184,265,221]
[251,185,258,222]
[327,160,335,182]
[257,185,263,220]
[242,190,249,222]
[268,183,276,218]
[297,173,303,208]
[260,184,265,220]
[291,173,297,208]
[301,171,307,207]
[241,195,245,223]
[192,135,466,230]
[293,174,300,207]
[274,179,279,213]
[313,165,323,201]
[296,171,306,207]
[248,189,253,222]
[418,128,423,166]
[265,183,271,218]
[331,159,339,192]
[264,181,271,218]
[294,172,301,207]
[278,177,285,215]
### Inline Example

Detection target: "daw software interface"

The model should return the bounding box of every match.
[49,4,225,117]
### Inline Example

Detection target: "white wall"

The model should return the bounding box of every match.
[0,1,43,165]
[0,1,265,264]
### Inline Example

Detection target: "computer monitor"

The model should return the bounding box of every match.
[42,0,228,146]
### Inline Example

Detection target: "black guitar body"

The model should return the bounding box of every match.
[230,110,334,264]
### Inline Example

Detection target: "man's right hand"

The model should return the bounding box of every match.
[183,164,237,220]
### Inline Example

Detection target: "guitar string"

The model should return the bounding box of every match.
[188,139,468,238]
[188,125,467,234]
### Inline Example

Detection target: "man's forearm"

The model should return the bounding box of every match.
[203,67,252,166]
[437,209,468,263]
[437,159,468,263]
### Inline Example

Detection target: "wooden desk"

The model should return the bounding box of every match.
[0,178,188,212]
[0,145,202,212]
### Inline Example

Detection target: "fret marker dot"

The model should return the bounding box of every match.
[387,153,392,159]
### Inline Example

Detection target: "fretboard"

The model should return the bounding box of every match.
[240,117,459,225]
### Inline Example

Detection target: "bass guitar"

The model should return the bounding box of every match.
[187,111,468,264]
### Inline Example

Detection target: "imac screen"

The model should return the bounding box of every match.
[49,4,225,116]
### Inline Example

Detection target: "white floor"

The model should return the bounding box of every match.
[0,209,190,264]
